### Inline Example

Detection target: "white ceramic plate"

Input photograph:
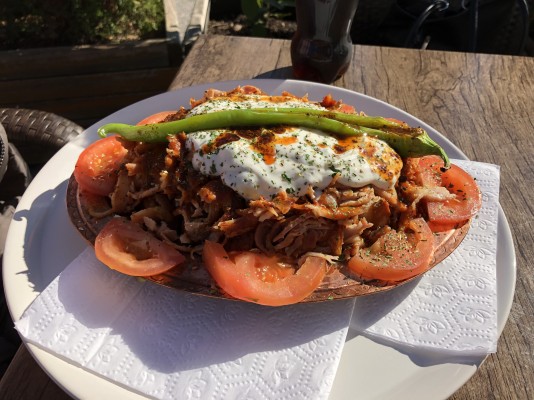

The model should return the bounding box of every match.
[3,79,515,399]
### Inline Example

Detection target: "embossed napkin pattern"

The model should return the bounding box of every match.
[15,248,355,400]
[350,161,500,355]
[15,160,500,399]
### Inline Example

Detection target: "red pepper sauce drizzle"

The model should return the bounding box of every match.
[201,127,297,165]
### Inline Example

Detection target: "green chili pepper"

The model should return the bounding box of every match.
[98,108,449,167]
[252,107,415,132]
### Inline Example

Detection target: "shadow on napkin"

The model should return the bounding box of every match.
[351,278,421,331]
[355,332,484,367]
[55,250,355,374]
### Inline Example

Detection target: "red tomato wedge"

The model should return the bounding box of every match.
[95,218,185,277]
[418,156,482,231]
[74,111,173,196]
[348,218,434,282]
[136,111,175,126]
[73,135,128,196]
[202,241,327,306]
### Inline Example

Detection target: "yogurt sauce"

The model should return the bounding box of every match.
[185,96,403,200]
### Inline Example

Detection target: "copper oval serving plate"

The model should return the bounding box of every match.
[66,176,470,303]
[66,85,482,306]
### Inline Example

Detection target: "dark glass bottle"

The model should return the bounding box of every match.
[291,0,359,84]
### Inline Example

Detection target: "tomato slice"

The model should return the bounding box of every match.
[74,111,175,196]
[418,156,482,231]
[74,135,128,196]
[348,218,434,282]
[136,111,176,126]
[95,218,185,277]
[202,241,327,306]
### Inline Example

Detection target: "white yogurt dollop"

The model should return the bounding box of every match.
[185,96,402,200]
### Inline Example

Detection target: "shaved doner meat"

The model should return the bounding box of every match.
[67,85,481,306]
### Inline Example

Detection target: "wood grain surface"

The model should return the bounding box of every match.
[1,34,532,399]
[174,36,534,400]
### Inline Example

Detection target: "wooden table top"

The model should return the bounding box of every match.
[1,34,532,399]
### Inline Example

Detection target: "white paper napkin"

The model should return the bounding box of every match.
[350,160,500,356]
[15,159,500,399]
[15,248,355,400]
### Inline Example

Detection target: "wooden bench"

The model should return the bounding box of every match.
[0,39,180,128]
[0,0,211,129]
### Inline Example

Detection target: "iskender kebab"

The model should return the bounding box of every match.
[67,86,481,306]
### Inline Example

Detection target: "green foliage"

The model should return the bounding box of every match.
[0,0,165,50]
[240,0,295,37]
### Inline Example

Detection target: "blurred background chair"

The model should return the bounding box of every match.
[0,109,83,377]
[351,0,532,55]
